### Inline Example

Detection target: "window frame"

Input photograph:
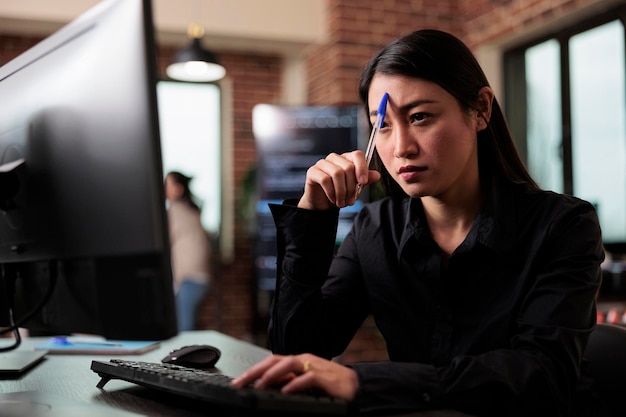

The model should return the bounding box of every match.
[503,5,626,195]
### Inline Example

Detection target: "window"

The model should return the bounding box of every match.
[157,81,222,235]
[504,7,626,248]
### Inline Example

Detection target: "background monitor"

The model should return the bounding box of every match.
[0,0,177,341]
[252,104,365,292]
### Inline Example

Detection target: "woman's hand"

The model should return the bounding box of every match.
[298,151,381,210]
[231,354,359,402]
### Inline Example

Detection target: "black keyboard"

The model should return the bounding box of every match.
[90,359,349,415]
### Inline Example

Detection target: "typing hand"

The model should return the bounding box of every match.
[231,353,359,402]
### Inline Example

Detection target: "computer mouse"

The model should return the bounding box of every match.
[161,344,221,369]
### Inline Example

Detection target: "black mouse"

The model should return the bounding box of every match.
[161,345,221,369]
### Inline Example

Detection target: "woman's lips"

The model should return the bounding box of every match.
[398,165,426,181]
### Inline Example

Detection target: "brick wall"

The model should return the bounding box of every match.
[460,0,603,47]
[0,34,42,66]
[0,0,607,360]
[307,0,464,106]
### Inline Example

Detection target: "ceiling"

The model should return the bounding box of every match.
[0,0,328,57]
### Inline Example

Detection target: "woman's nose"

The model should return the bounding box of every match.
[392,125,418,158]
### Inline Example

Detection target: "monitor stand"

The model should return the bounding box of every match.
[0,350,47,379]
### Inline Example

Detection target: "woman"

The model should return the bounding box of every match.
[232,30,604,416]
[165,171,212,331]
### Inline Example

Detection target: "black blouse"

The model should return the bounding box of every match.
[267,179,604,417]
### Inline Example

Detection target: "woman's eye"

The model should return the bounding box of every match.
[409,112,428,123]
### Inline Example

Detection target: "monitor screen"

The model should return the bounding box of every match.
[0,0,177,341]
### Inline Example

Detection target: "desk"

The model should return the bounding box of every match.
[0,331,471,417]
[0,331,271,416]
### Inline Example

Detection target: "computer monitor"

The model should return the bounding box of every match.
[0,0,177,342]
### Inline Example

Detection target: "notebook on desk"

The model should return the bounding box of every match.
[34,337,160,355]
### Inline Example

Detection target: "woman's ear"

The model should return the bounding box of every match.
[476,86,494,131]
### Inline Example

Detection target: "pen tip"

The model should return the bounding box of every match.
[377,93,389,114]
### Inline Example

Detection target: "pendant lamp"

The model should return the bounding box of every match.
[166,23,226,83]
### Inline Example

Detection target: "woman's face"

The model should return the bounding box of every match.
[368,74,482,200]
[165,175,183,201]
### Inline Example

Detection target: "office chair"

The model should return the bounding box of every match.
[584,323,626,416]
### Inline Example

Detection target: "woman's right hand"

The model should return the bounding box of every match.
[231,353,359,402]
[298,150,381,210]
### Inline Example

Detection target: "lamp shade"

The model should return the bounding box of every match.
[166,38,226,82]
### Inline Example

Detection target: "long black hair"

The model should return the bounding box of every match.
[358,29,538,198]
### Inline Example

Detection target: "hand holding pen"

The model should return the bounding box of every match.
[355,92,388,199]
[296,92,388,210]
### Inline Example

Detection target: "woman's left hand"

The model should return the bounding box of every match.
[231,353,359,401]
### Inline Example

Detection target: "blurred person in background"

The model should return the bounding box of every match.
[165,171,212,331]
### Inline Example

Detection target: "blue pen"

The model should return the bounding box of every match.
[355,92,389,198]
